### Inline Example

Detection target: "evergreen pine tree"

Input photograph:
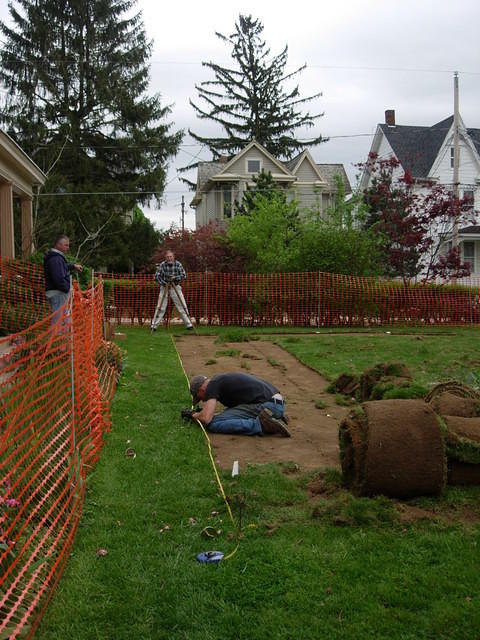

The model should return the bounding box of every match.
[237,169,283,215]
[0,0,182,265]
[187,14,324,166]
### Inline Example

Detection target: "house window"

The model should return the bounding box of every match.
[450,147,455,168]
[246,159,261,174]
[222,187,233,219]
[463,241,475,267]
[462,189,474,210]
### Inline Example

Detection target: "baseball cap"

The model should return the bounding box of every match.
[189,375,207,404]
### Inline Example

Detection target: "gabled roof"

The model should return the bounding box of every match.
[379,116,453,178]
[283,149,327,183]
[467,127,480,157]
[197,160,223,192]
[215,140,294,179]
[283,152,303,172]
[315,164,352,194]
[282,151,351,192]
[190,140,352,206]
[190,141,295,205]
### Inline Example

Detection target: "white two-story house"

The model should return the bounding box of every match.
[190,140,351,228]
[360,110,480,274]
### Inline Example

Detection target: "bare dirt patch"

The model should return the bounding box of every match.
[174,335,350,472]
[174,335,480,525]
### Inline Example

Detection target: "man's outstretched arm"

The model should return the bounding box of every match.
[192,398,216,425]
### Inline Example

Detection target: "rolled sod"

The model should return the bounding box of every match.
[448,460,480,486]
[425,381,480,404]
[339,399,446,498]
[427,391,480,418]
[443,416,480,465]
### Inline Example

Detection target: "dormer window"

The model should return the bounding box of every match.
[247,159,261,174]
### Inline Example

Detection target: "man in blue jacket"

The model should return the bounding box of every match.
[43,235,83,317]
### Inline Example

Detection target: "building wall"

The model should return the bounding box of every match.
[367,128,480,213]
[432,137,479,186]
[374,134,405,182]
[194,145,351,228]
[195,190,218,227]
[295,184,322,214]
[294,158,317,181]
[195,198,207,228]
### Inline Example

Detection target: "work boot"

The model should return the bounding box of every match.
[259,408,291,437]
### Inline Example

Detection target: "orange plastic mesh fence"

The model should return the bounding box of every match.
[2,259,480,636]
[0,258,49,333]
[102,271,480,327]
[1,259,117,639]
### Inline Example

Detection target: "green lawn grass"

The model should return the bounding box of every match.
[274,327,480,388]
[35,327,480,640]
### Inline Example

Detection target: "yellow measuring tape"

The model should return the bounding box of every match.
[171,336,239,561]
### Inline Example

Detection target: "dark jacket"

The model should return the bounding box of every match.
[43,249,74,293]
[204,373,279,407]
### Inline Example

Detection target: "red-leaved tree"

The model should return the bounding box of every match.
[151,221,248,272]
[359,153,475,283]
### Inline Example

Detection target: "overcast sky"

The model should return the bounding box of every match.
[2,0,480,230]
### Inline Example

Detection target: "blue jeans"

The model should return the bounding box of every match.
[47,292,68,322]
[207,400,285,436]
[47,291,72,333]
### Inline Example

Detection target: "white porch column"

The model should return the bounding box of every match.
[0,181,15,258]
[21,195,34,258]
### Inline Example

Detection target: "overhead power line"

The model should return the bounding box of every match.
[34,180,480,199]
[37,190,163,196]
[0,39,479,76]
[29,133,374,151]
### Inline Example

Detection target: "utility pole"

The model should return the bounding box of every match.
[181,195,185,232]
[453,71,460,248]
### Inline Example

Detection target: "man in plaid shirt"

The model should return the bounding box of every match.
[151,250,193,331]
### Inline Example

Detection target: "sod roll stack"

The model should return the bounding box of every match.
[339,399,446,498]
[443,416,480,485]
[425,381,480,403]
[427,392,480,418]
[426,382,480,485]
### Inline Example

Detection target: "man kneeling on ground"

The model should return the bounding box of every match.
[187,372,290,437]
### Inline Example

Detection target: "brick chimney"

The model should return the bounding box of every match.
[385,109,396,126]
[219,155,228,163]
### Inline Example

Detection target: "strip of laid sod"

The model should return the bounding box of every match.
[274,327,480,388]
[36,327,480,640]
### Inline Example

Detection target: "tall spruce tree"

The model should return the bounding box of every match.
[187,14,324,165]
[0,0,182,265]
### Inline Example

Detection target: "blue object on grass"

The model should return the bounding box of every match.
[197,550,224,564]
